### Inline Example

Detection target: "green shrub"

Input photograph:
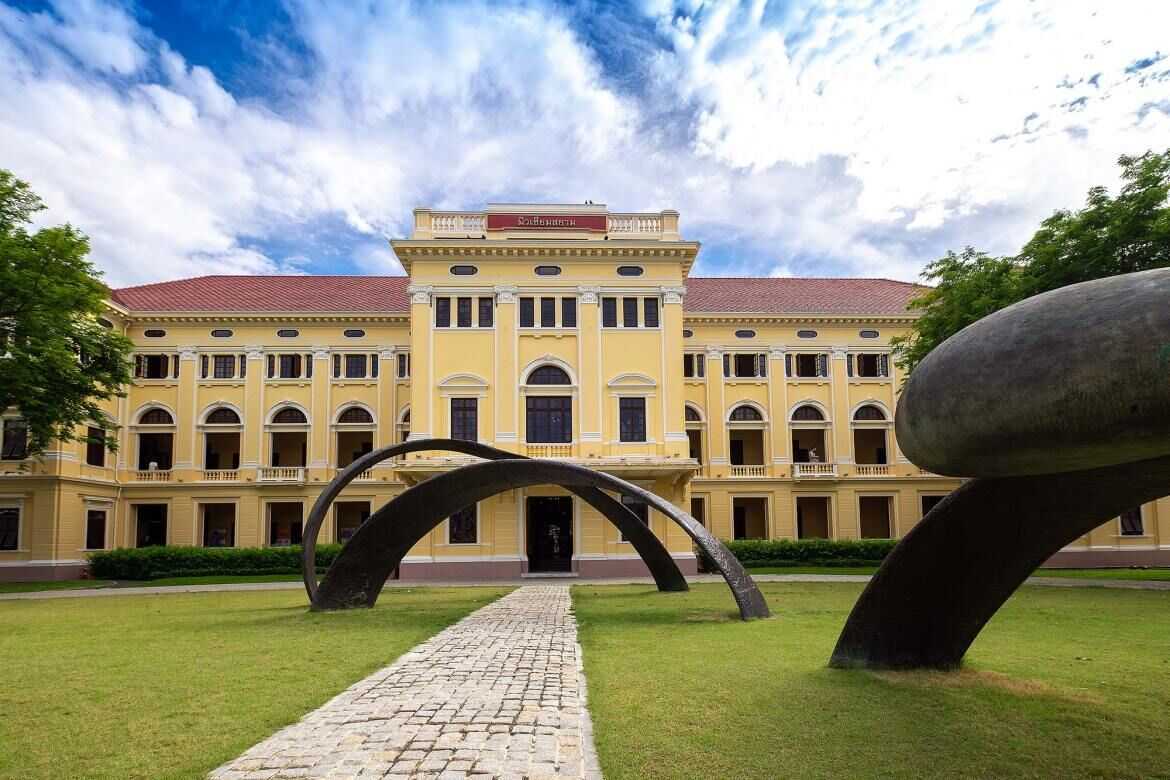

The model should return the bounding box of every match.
[87,544,343,580]
[724,538,896,568]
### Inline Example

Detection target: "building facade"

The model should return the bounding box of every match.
[1,204,1165,581]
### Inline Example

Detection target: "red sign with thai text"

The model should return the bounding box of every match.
[486,213,607,231]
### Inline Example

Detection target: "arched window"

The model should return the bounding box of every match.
[685,406,702,423]
[272,408,308,424]
[729,405,763,422]
[527,365,571,385]
[791,404,825,422]
[337,407,374,425]
[139,408,174,425]
[396,408,411,443]
[205,408,240,425]
[853,404,886,421]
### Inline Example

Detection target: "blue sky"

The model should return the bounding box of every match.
[1,0,1167,286]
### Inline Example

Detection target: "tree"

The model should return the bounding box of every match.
[0,170,132,458]
[893,150,1170,374]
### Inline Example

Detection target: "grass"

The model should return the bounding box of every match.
[0,579,115,593]
[744,565,1170,581]
[574,582,1170,779]
[0,586,510,780]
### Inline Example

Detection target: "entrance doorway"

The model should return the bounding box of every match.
[526,496,573,573]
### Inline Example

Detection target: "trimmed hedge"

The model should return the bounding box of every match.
[724,538,896,568]
[88,544,343,580]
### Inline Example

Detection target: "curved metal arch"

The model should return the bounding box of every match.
[830,455,1170,669]
[302,439,689,602]
[313,457,771,620]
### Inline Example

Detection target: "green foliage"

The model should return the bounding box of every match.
[87,544,343,580]
[0,170,132,456]
[724,538,895,567]
[894,150,1170,374]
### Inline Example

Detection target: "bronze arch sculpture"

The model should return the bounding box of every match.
[302,439,689,602]
[831,269,1170,670]
[307,452,771,620]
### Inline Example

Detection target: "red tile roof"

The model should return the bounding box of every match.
[684,277,921,315]
[111,275,411,313]
[110,275,921,316]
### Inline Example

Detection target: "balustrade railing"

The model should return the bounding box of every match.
[729,464,767,478]
[607,214,663,235]
[794,462,837,478]
[201,469,239,481]
[524,444,573,459]
[132,469,172,482]
[431,213,486,234]
[854,464,890,477]
[259,466,305,483]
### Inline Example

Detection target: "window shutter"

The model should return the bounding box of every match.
[239,355,246,378]
[305,354,312,378]
[200,355,209,378]
[880,353,889,377]
[134,354,144,378]
[722,354,730,377]
[784,354,792,377]
[758,353,767,377]
[817,353,829,377]
[847,354,854,377]
[697,356,705,378]
[333,354,341,378]
[267,354,275,378]
[172,354,180,378]
[371,354,379,378]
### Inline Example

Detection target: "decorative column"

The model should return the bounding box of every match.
[577,286,602,454]
[175,347,198,477]
[377,348,397,450]
[830,347,850,465]
[406,285,433,441]
[494,285,519,451]
[661,286,687,458]
[310,346,331,483]
[705,347,727,475]
[768,347,789,474]
[242,345,264,478]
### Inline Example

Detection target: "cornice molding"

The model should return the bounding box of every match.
[115,312,410,324]
[683,313,917,324]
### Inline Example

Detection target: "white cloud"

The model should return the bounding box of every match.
[0,0,1167,288]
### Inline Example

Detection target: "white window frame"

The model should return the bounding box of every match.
[0,497,24,551]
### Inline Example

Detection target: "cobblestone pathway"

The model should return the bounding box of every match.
[209,586,601,780]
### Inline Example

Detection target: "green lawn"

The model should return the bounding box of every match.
[574,582,1170,779]
[744,565,1170,581]
[0,586,510,780]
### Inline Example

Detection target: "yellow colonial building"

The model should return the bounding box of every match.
[2,204,1165,581]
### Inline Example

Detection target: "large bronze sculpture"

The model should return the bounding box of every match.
[831,269,1170,669]
[303,440,771,620]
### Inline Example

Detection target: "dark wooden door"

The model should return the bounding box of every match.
[527,497,573,572]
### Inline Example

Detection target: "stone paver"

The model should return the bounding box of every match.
[208,585,602,780]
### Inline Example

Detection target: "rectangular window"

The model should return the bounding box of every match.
[457,296,473,328]
[643,298,660,328]
[239,354,247,378]
[344,354,367,378]
[451,398,478,442]
[684,354,695,378]
[478,297,494,328]
[213,354,235,379]
[0,506,18,550]
[519,297,535,328]
[86,426,106,467]
[370,353,379,378]
[601,297,618,327]
[1,419,28,460]
[619,397,647,442]
[136,354,170,379]
[540,297,556,328]
[622,297,638,327]
[397,352,410,378]
[448,505,478,544]
[683,353,707,378]
[619,494,649,541]
[561,297,577,328]
[1120,507,1145,536]
[85,509,107,550]
[435,296,451,327]
[526,396,572,443]
[278,354,303,378]
[855,353,888,378]
[795,353,823,378]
